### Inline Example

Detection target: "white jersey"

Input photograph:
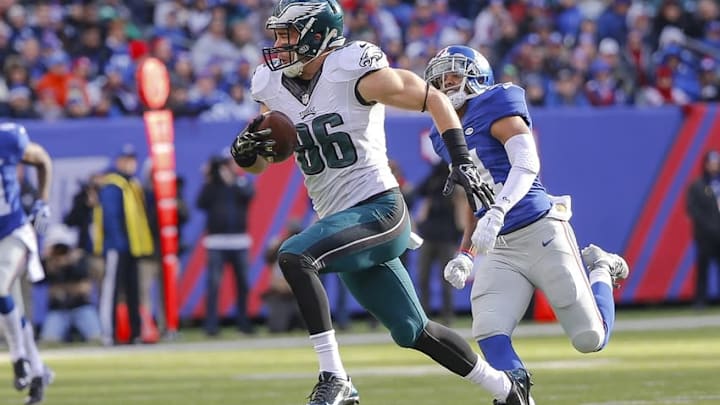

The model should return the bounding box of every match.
[251,41,398,218]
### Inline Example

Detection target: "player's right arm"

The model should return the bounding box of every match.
[21,142,52,201]
[22,141,53,234]
[357,67,494,211]
[231,103,271,174]
[357,67,460,133]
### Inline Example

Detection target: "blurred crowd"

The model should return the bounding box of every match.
[0,0,719,121]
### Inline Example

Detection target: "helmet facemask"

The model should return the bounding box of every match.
[263,24,308,78]
[425,54,492,109]
[263,18,343,78]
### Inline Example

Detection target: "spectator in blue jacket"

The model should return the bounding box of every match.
[94,144,154,345]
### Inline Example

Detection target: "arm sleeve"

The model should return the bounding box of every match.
[493,133,540,214]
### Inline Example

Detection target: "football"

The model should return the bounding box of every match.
[257,110,298,163]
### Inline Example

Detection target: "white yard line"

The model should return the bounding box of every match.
[582,395,720,405]
[3,314,720,360]
[234,358,618,380]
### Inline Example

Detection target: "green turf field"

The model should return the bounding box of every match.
[1,311,719,404]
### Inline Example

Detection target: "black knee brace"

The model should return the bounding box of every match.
[278,252,333,335]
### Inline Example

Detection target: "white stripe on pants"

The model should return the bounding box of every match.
[99,249,119,344]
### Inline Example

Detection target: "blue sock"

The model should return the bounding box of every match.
[478,334,524,371]
[0,296,15,314]
[592,282,615,348]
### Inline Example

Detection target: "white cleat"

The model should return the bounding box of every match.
[581,244,630,288]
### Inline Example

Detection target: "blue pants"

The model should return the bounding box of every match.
[205,248,250,334]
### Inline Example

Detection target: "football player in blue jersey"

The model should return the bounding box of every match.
[425,45,631,404]
[0,122,53,404]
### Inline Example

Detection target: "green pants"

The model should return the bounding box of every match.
[279,188,428,346]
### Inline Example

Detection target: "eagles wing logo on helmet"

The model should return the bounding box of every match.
[267,2,326,25]
[359,44,383,68]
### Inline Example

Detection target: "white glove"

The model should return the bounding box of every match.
[472,206,505,254]
[443,252,474,289]
[28,200,51,236]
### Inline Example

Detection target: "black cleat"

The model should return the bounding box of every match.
[25,376,44,404]
[499,368,532,405]
[306,371,360,405]
[12,359,30,391]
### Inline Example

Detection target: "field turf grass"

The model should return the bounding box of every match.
[1,309,719,405]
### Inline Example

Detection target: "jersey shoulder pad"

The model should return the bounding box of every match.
[482,82,531,127]
[250,64,276,103]
[325,41,389,82]
[486,82,527,104]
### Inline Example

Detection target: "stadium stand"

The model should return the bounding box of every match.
[0,0,717,122]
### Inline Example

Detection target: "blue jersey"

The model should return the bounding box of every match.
[430,83,552,234]
[0,123,30,239]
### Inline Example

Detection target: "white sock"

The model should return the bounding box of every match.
[463,354,512,401]
[22,322,44,377]
[309,330,346,379]
[0,308,26,361]
[589,267,613,288]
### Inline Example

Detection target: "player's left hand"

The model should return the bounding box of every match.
[472,206,504,254]
[442,162,494,213]
[29,200,51,236]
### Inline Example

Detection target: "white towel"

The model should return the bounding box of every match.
[546,194,573,222]
[12,223,45,282]
[408,231,424,250]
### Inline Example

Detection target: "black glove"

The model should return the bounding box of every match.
[442,162,495,212]
[230,115,276,167]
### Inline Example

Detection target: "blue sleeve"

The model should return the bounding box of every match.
[484,84,532,129]
[0,123,29,163]
[15,126,28,159]
[99,184,126,251]
[429,127,451,164]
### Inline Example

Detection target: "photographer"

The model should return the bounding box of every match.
[40,225,102,343]
[196,152,255,336]
[64,174,102,252]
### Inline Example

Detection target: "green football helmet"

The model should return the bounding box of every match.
[262,0,345,77]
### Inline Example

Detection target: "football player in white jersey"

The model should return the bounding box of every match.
[425,45,631,404]
[0,122,53,404]
[229,1,531,405]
